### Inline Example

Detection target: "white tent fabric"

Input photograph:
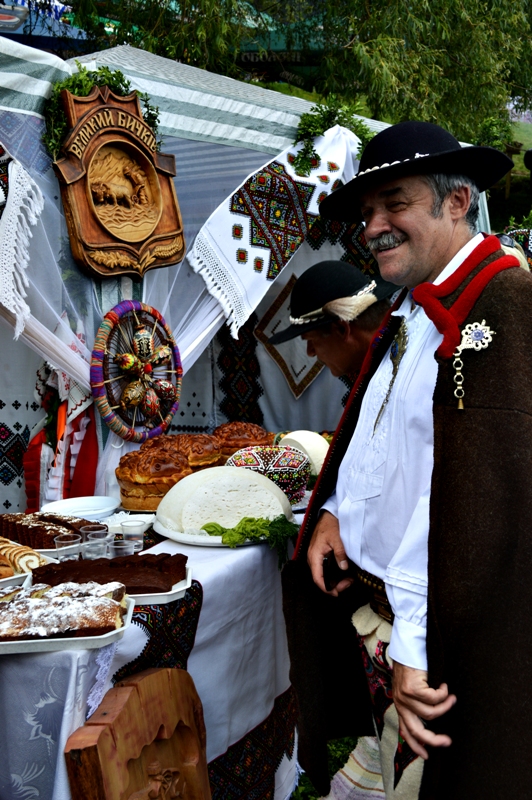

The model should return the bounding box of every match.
[71,45,315,155]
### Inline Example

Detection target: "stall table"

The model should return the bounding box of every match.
[0,538,297,800]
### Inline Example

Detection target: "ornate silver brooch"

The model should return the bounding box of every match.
[453,320,495,409]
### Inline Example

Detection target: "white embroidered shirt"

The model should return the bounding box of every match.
[322,233,484,670]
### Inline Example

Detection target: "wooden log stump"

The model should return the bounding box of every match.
[64,667,211,800]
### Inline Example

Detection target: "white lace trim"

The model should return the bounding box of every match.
[86,642,118,718]
[187,230,250,338]
[0,159,44,338]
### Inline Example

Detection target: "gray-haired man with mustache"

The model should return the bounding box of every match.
[283,122,531,799]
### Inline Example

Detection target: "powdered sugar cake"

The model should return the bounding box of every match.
[0,581,135,652]
[0,584,126,640]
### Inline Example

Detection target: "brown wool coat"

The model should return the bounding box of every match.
[282,236,532,799]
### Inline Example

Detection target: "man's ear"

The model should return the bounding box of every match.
[333,320,351,340]
[448,185,471,221]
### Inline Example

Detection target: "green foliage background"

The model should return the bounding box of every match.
[291,737,358,799]
[64,0,532,146]
[264,0,532,143]
[69,0,252,77]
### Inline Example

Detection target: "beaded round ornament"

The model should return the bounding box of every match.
[90,300,182,443]
[226,445,311,504]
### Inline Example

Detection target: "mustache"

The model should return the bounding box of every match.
[366,232,406,252]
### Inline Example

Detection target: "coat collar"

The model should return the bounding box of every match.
[412,235,520,358]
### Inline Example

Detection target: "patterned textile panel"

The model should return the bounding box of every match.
[208,687,297,800]
[0,335,44,511]
[215,313,264,425]
[112,580,203,682]
[0,112,51,176]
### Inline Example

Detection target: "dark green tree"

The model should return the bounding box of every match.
[69,0,257,76]
[66,0,532,142]
[258,0,532,142]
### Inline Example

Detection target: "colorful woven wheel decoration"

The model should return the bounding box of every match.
[90,301,182,443]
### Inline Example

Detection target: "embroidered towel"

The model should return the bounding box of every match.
[187,125,360,337]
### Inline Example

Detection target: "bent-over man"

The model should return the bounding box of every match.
[268,259,396,380]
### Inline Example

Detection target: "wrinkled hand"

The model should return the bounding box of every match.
[307,510,353,596]
[392,662,457,759]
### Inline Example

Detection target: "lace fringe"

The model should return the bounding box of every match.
[86,642,118,718]
[0,159,44,338]
[187,229,251,338]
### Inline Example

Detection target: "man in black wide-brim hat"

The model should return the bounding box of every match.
[283,121,532,799]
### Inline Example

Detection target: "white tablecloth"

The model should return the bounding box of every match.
[0,539,297,800]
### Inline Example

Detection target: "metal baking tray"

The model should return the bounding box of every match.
[0,596,134,654]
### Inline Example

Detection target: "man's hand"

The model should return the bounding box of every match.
[307,511,353,596]
[392,662,457,759]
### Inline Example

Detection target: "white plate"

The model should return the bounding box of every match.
[0,596,134,654]
[130,564,192,605]
[153,520,261,547]
[40,496,119,521]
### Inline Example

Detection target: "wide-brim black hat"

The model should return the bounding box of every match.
[320,121,513,222]
[268,260,397,345]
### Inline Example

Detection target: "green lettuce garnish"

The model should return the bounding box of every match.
[202,515,299,568]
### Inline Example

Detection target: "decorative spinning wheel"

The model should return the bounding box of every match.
[90,300,182,443]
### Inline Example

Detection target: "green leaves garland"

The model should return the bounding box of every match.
[202,515,300,568]
[292,96,375,177]
[43,62,161,161]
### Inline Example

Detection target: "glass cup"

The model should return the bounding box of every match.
[83,531,111,560]
[54,533,81,561]
[80,526,111,559]
[108,538,135,558]
[120,520,145,552]
[83,541,107,560]
[80,524,109,542]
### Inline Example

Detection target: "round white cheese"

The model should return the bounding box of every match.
[280,431,329,475]
[156,466,293,531]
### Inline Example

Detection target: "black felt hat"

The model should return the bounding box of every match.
[268,260,397,345]
[320,121,513,222]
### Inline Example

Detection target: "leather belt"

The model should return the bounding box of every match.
[356,566,395,624]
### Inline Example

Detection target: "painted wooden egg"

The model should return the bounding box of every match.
[114,352,143,374]
[132,324,155,361]
[151,378,177,401]
[140,387,161,418]
[150,344,173,367]
[120,379,146,412]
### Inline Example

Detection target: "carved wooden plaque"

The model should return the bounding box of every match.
[54,86,185,280]
[64,667,212,800]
